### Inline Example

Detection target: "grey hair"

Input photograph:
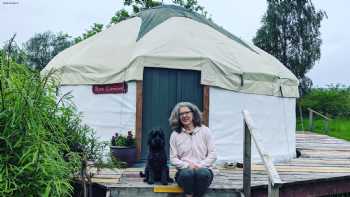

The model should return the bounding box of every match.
[169,102,202,133]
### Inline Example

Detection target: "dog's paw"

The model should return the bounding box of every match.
[139,171,145,177]
[168,178,174,183]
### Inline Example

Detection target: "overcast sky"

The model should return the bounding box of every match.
[1,0,349,87]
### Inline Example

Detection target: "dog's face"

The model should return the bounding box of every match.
[148,129,165,150]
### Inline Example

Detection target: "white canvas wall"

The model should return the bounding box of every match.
[59,82,136,142]
[59,82,296,163]
[209,87,296,163]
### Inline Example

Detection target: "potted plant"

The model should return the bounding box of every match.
[110,131,136,167]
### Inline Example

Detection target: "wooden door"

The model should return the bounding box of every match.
[141,67,203,159]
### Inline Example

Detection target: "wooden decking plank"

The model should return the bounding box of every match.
[91,178,120,184]
[251,166,350,173]
[288,159,350,165]
[92,132,350,195]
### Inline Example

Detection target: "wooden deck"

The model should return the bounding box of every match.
[88,132,350,197]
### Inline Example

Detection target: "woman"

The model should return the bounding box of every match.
[169,102,217,197]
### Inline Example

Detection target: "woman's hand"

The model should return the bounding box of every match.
[184,159,201,169]
[189,162,201,169]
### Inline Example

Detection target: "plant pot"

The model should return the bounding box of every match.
[110,146,136,167]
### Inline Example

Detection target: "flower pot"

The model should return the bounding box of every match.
[110,146,136,167]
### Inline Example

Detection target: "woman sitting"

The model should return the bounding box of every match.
[169,102,217,197]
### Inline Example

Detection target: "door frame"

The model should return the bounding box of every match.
[135,80,210,160]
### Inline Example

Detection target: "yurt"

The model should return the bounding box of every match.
[42,5,299,163]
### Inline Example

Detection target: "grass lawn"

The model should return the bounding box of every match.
[297,118,350,141]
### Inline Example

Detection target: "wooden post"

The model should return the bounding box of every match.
[243,121,251,197]
[203,85,210,126]
[298,103,304,131]
[324,120,329,134]
[268,178,280,197]
[308,110,313,131]
[243,110,283,197]
[81,161,87,197]
[307,108,331,133]
[268,179,272,197]
[135,81,143,160]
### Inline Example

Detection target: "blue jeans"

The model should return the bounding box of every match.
[175,168,214,197]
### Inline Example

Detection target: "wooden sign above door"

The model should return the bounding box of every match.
[92,82,128,94]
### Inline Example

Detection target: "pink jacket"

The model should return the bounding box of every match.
[170,125,217,169]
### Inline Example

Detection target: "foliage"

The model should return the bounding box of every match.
[124,0,162,13]
[51,32,73,58]
[110,9,130,25]
[297,118,350,141]
[0,40,98,196]
[111,131,136,147]
[123,0,209,16]
[298,84,350,117]
[74,23,104,44]
[2,41,27,65]
[253,0,326,94]
[172,0,209,17]
[24,31,73,70]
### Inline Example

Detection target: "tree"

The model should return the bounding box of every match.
[25,31,53,70]
[52,32,73,57]
[172,0,209,17]
[24,31,73,70]
[123,0,209,16]
[124,0,162,13]
[110,9,130,25]
[299,84,350,117]
[77,9,129,43]
[253,0,326,94]
[74,23,104,43]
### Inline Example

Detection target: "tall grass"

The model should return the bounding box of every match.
[297,118,350,141]
[0,40,98,196]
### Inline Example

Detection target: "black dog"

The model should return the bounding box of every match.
[140,128,174,185]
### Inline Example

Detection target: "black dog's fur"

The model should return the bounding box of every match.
[140,128,174,185]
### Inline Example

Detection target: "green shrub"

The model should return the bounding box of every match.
[0,48,98,196]
[298,84,350,117]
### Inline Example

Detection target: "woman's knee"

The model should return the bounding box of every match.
[179,168,194,177]
[195,168,212,180]
[176,168,195,194]
[177,168,195,181]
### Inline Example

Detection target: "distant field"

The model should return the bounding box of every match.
[297,118,350,141]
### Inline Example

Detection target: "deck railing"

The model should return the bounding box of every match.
[308,108,331,133]
[242,110,283,197]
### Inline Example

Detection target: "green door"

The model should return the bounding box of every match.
[141,67,203,160]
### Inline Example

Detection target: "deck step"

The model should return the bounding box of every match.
[153,185,183,193]
[109,187,242,197]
